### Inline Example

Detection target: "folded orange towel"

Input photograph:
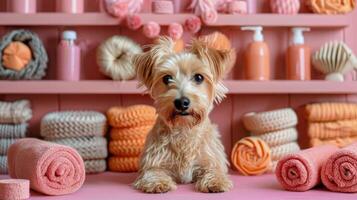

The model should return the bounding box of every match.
[110,125,153,141]
[306,103,357,122]
[310,136,357,148]
[109,139,145,157]
[107,105,157,128]
[108,157,139,172]
[308,120,357,139]
[231,137,271,176]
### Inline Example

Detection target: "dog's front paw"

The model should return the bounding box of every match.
[195,174,233,193]
[134,174,177,193]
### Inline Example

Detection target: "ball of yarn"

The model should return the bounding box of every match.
[97,36,142,80]
[126,14,143,30]
[270,0,300,14]
[306,0,355,14]
[231,137,271,176]
[143,21,161,39]
[2,42,32,72]
[168,23,183,41]
[184,16,202,34]
[107,105,157,128]
[109,157,139,172]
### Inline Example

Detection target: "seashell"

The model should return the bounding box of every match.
[270,0,300,14]
[312,41,357,82]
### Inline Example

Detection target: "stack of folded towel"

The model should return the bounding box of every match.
[106,105,157,172]
[41,111,107,174]
[243,108,301,171]
[0,100,32,174]
[306,102,357,148]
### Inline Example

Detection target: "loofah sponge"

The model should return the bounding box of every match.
[252,128,298,147]
[0,100,32,124]
[243,108,298,134]
[2,41,32,71]
[84,160,106,174]
[110,125,153,141]
[270,142,301,161]
[107,105,157,128]
[109,139,145,157]
[41,111,107,139]
[231,137,271,176]
[108,157,139,172]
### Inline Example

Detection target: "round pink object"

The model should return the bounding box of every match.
[0,179,30,200]
[228,1,248,14]
[143,22,161,39]
[270,0,300,14]
[152,0,174,14]
[168,23,183,40]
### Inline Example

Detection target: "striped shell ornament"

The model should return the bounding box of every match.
[270,0,300,14]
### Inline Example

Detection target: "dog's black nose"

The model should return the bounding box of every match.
[174,97,190,111]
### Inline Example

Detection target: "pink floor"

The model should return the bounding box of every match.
[1,172,355,200]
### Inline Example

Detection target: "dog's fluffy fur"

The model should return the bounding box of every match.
[133,37,233,193]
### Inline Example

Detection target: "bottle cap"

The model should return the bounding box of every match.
[241,26,264,42]
[291,27,310,45]
[62,30,77,41]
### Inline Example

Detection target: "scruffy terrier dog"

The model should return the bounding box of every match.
[133,37,233,193]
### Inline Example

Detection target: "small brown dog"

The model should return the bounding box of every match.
[133,37,233,193]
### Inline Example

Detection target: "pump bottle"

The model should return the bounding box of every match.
[241,26,270,80]
[286,27,311,80]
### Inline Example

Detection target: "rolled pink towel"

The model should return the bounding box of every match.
[0,179,29,200]
[7,138,85,196]
[321,143,357,193]
[275,145,338,191]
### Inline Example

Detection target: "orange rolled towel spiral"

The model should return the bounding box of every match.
[231,137,271,176]
[108,157,139,172]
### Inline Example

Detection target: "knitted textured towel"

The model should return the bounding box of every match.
[84,159,106,174]
[0,123,27,138]
[252,128,298,147]
[0,100,32,124]
[308,120,357,139]
[231,137,271,176]
[110,125,153,141]
[108,157,139,172]
[276,145,339,192]
[0,139,17,155]
[306,103,357,122]
[271,142,301,161]
[0,156,7,174]
[321,143,357,193]
[107,105,157,128]
[109,139,145,157]
[48,136,108,160]
[310,136,357,148]
[41,111,107,139]
[243,108,298,134]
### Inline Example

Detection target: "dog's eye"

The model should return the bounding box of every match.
[193,74,204,84]
[163,75,173,85]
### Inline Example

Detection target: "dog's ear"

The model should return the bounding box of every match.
[190,39,232,81]
[133,36,176,89]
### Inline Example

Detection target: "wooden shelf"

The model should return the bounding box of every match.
[0,13,351,27]
[1,80,357,94]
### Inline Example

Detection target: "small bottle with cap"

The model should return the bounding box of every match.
[57,30,81,81]
[241,26,270,80]
[286,27,311,80]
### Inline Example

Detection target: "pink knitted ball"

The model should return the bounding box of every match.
[270,0,300,14]
[184,16,202,34]
[168,23,183,41]
[143,22,161,39]
[126,14,142,30]
[201,10,218,25]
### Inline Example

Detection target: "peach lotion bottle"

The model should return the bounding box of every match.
[286,27,311,80]
[241,26,270,80]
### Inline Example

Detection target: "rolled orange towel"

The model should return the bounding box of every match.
[275,145,338,191]
[306,103,357,122]
[108,157,139,172]
[321,142,357,192]
[310,136,357,148]
[109,139,145,156]
[110,125,153,141]
[107,105,157,128]
[308,120,357,139]
[231,137,271,176]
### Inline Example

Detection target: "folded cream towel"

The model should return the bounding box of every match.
[0,156,7,174]
[0,100,32,124]
[84,159,106,174]
[252,128,298,147]
[0,124,27,138]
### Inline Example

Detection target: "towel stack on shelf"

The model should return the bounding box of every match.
[243,108,301,171]
[41,111,107,174]
[0,100,32,174]
[306,102,357,148]
[107,105,157,172]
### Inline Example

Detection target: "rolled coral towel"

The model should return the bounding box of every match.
[308,120,357,139]
[310,136,357,148]
[252,128,298,147]
[306,103,357,122]
[7,138,85,196]
[0,124,27,138]
[0,179,30,200]
[321,143,357,192]
[0,100,32,124]
[231,137,271,176]
[275,144,338,191]
[0,139,18,155]
[107,105,157,128]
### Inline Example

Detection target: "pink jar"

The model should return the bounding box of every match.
[56,0,84,13]
[7,0,36,13]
